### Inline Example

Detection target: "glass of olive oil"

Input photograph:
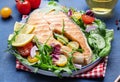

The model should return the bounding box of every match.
[86,0,118,15]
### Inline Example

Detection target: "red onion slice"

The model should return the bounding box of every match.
[74,64,82,69]
[30,46,38,58]
[68,9,73,17]
[85,10,94,17]
[85,25,97,32]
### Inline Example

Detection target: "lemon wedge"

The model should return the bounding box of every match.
[8,34,14,41]
[55,55,67,67]
[10,34,35,47]
[14,22,35,34]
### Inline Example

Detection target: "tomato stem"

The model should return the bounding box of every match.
[20,0,24,2]
[15,0,24,2]
[15,0,18,2]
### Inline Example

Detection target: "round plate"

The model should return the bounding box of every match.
[19,1,103,77]
[21,57,102,77]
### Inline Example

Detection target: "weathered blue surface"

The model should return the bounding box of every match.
[0,0,120,82]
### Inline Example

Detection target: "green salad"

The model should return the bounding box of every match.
[7,1,114,77]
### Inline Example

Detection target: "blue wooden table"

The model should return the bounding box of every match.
[0,0,120,82]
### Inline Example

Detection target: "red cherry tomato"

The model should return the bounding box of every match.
[81,14,95,24]
[17,42,33,57]
[28,0,41,9]
[15,0,31,15]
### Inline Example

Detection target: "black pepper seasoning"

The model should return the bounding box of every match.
[119,19,120,22]
[116,20,119,25]
[115,19,120,30]
[117,27,120,30]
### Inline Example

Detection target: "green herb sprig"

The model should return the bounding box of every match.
[8,24,26,45]
[62,19,65,35]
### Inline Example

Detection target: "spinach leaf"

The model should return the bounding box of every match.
[99,29,114,57]
[105,29,114,41]
[88,34,105,49]
[95,19,106,37]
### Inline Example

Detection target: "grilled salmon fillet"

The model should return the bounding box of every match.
[27,9,92,65]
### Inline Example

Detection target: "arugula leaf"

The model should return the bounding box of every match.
[33,37,76,76]
[54,69,62,77]
[62,7,69,13]
[62,19,65,35]
[71,17,85,30]
[34,37,53,67]
[48,1,57,6]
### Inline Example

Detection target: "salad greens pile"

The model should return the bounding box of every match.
[7,36,76,77]
[48,1,114,61]
[7,1,114,77]
[71,12,114,61]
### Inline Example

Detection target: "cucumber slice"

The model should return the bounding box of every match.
[67,41,79,50]
[88,34,105,49]
[54,33,68,45]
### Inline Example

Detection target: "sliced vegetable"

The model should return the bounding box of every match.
[30,45,38,58]
[54,33,68,45]
[10,34,34,47]
[55,55,67,67]
[27,55,39,63]
[99,29,114,57]
[14,22,35,34]
[88,34,105,49]
[85,10,94,17]
[72,12,82,19]
[85,24,97,32]
[67,41,79,50]
[74,64,82,69]
[81,14,95,24]
[68,9,73,17]
[17,42,33,57]
[51,44,61,61]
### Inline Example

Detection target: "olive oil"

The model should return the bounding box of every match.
[86,0,118,15]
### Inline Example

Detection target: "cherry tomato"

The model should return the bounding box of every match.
[0,7,12,18]
[17,42,33,57]
[81,14,95,24]
[28,0,41,9]
[15,0,31,15]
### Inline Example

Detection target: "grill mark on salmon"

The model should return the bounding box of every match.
[32,24,63,46]
[27,9,92,65]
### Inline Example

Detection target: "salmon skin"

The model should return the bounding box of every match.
[27,9,92,65]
